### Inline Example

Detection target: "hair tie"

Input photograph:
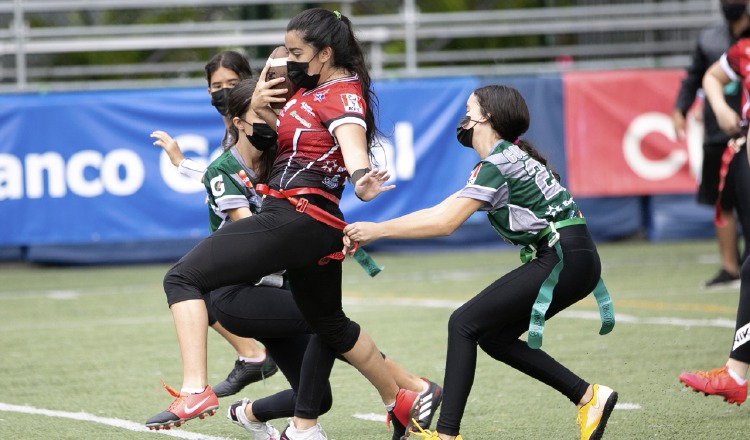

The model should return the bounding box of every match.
[514,138,520,144]
[333,10,342,20]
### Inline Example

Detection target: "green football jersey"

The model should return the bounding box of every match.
[203,147,262,233]
[457,140,579,246]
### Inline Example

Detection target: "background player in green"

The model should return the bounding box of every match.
[344,85,617,440]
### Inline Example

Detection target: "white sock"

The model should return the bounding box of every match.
[727,367,747,385]
[419,379,430,394]
[239,353,266,363]
[180,386,205,395]
[287,419,320,439]
[384,400,396,412]
[236,401,251,425]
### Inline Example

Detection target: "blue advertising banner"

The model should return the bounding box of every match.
[0,73,706,263]
[341,76,481,223]
[0,87,223,246]
[1,77,497,251]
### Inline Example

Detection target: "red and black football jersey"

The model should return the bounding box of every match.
[721,39,750,122]
[270,74,367,198]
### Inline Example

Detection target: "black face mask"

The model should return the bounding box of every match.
[722,3,747,22]
[456,115,481,148]
[247,123,278,151]
[287,57,321,90]
[210,88,231,116]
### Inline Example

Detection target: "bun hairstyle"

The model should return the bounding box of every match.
[474,85,560,181]
[286,8,383,157]
[226,78,274,184]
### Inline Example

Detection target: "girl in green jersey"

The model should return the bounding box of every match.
[344,85,617,440]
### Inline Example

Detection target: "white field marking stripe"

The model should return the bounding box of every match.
[342,298,737,328]
[560,310,735,328]
[0,403,231,440]
[0,284,156,300]
[353,412,387,422]
[0,315,173,332]
[614,403,641,410]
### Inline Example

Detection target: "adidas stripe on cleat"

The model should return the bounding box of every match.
[146,382,218,430]
[387,389,421,437]
[415,378,443,430]
[679,366,747,405]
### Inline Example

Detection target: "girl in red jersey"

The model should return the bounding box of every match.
[147,9,422,440]
[678,34,750,407]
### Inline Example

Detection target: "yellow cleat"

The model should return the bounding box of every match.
[409,418,463,439]
[577,384,618,440]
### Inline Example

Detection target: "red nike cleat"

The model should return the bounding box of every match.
[679,366,747,406]
[146,382,219,430]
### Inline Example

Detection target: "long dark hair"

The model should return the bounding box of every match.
[204,50,253,85]
[474,85,560,181]
[226,78,275,184]
[286,8,383,154]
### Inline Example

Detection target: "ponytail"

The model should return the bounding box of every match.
[516,139,560,182]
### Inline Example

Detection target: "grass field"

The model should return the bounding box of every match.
[1,239,749,439]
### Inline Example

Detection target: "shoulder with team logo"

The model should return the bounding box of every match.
[203,147,261,213]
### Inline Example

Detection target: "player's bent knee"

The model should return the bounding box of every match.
[311,317,361,353]
[163,263,203,306]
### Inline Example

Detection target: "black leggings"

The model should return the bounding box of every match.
[729,151,750,363]
[209,283,386,421]
[435,225,601,436]
[210,284,333,421]
[163,197,360,418]
[731,257,750,363]
[729,146,750,263]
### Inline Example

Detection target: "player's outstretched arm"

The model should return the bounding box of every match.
[151,130,185,167]
[344,192,481,245]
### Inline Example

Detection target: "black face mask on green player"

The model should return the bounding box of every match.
[456,115,482,148]
[211,88,231,116]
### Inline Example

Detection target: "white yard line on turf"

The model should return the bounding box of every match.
[0,403,231,440]
[343,298,737,328]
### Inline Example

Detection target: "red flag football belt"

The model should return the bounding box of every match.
[255,184,345,229]
[254,184,356,264]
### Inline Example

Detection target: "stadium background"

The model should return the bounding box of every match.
[0,0,723,263]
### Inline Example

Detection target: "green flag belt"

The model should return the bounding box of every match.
[521,217,615,349]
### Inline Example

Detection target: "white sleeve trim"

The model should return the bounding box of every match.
[720,53,740,82]
[328,116,367,135]
[178,158,206,182]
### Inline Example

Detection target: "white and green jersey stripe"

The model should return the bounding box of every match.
[458,139,578,246]
[203,147,262,233]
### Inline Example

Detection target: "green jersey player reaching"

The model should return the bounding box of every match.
[344,85,617,440]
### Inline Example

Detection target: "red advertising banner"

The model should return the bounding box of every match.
[564,69,703,197]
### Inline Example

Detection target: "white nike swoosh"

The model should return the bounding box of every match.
[184,397,211,415]
[586,389,603,427]
[592,390,602,409]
